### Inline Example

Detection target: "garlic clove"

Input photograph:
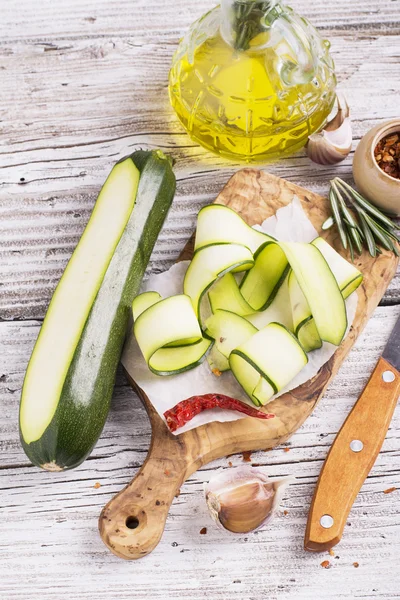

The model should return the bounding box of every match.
[324,93,350,132]
[307,93,352,165]
[205,466,293,534]
[209,480,275,533]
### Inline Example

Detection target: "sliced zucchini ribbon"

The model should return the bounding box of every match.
[230,323,308,406]
[132,204,363,406]
[133,294,211,375]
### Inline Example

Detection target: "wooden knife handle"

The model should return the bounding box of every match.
[304,356,400,552]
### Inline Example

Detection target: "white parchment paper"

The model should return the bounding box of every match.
[122,197,358,434]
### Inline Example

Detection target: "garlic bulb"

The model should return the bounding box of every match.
[306,93,352,165]
[205,466,293,534]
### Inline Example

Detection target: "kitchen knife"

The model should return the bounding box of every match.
[304,312,400,552]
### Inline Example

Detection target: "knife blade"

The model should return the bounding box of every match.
[382,313,400,373]
[304,312,400,552]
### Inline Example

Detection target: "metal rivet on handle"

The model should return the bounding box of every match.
[382,370,395,383]
[350,439,364,452]
[320,515,334,529]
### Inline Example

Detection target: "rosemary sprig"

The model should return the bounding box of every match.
[328,188,347,249]
[358,212,376,257]
[229,1,276,51]
[322,177,399,260]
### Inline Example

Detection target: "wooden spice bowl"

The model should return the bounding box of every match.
[353,118,400,215]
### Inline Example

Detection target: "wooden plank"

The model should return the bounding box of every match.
[1,30,400,319]
[0,306,400,596]
[1,0,400,594]
[1,0,399,42]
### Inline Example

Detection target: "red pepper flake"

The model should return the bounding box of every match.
[228,461,233,467]
[374,132,400,179]
[353,562,359,568]
[383,487,397,494]
[164,393,274,433]
[283,447,291,453]
[93,482,101,489]
[242,451,252,462]
[200,527,207,535]
[320,560,331,569]
[283,510,289,516]
[164,469,171,477]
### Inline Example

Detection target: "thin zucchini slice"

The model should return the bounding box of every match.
[134,294,211,375]
[20,157,141,446]
[132,291,161,321]
[252,377,276,406]
[245,274,293,332]
[229,354,271,407]
[149,338,212,375]
[194,204,272,253]
[205,309,257,359]
[240,241,289,311]
[289,238,363,351]
[199,292,213,327]
[208,273,255,317]
[133,291,188,349]
[298,319,322,353]
[230,323,308,406]
[183,243,254,319]
[280,242,347,346]
[312,237,363,299]
[288,270,322,352]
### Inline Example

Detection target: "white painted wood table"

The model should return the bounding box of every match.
[1,0,399,597]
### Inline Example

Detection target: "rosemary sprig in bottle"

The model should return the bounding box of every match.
[322,177,400,260]
[229,0,277,51]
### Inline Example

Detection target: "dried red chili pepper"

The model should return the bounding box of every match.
[164,393,275,433]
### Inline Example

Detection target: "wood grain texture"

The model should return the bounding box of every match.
[99,169,397,560]
[1,308,400,598]
[305,356,400,552]
[1,0,400,595]
[1,1,400,321]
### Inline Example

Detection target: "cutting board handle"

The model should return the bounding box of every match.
[99,403,190,560]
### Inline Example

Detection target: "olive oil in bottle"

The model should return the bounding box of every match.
[169,0,336,162]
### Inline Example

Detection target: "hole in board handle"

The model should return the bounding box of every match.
[125,516,139,530]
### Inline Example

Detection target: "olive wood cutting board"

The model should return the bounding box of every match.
[99,169,398,560]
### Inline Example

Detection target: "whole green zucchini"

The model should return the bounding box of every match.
[19,150,175,470]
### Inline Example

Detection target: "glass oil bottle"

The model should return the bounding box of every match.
[169,0,336,162]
